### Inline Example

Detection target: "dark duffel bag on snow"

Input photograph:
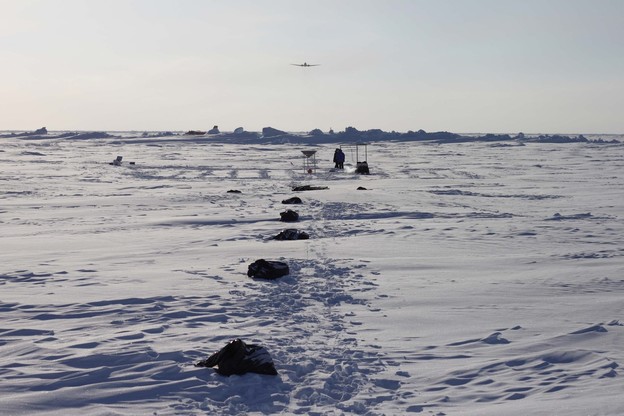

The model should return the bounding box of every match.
[279,209,299,222]
[282,196,302,204]
[195,338,278,376]
[273,229,309,241]
[247,259,290,279]
[356,161,370,175]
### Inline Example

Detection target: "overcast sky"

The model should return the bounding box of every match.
[1,0,622,133]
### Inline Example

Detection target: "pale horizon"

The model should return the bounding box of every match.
[1,0,623,134]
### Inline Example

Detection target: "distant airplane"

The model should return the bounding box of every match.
[291,62,320,67]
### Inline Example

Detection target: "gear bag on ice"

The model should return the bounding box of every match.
[247,259,290,280]
[279,209,299,222]
[273,229,309,241]
[195,339,277,376]
[281,196,302,204]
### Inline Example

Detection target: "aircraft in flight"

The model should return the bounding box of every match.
[291,62,320,67]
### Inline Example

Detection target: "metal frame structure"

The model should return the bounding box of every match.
[339,142,369,164]
[301,150,317,174]
[339,143,370,174]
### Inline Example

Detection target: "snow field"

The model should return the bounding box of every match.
[1,135,623,415]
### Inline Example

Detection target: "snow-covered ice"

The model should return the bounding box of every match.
[1,132,623,415]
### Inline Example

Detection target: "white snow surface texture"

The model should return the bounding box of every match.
[1,133,623,416]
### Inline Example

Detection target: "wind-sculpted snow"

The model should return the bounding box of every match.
[0,136,623,415]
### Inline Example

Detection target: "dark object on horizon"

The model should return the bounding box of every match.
[282,196,302,204]
[2,127,48,138]
[292,185,329,192]
[227,189,242,193]
[357,186,368,190]
[262,126,288,138]
[273,229,309,241]
[208,125,220,134]
[109,156,123,166]
[247,259,290,280]
[195,338,278,376]
[185,130,206,135]
[280,209,299,222]
[356,161,370,175]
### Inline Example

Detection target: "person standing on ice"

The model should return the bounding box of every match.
[333,148,345,169]
[337,148,345,168]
